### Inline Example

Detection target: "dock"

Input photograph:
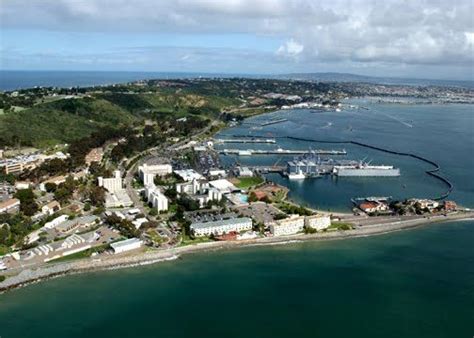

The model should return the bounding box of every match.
[218,149,347,156]
[261,118,288,126]
[214,138,276,144]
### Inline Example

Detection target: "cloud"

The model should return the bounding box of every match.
[276,39,304,58]
[1,0,473,77]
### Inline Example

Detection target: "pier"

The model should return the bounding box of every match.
[261,118,288,126]
[229,134,453,201]
[214,138,276,144]
[218,148,347,156]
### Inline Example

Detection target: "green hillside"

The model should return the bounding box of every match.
[0,97,136,147]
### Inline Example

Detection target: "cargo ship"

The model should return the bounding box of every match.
[333,164,400,177]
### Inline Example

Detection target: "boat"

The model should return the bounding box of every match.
[288,169,305,180]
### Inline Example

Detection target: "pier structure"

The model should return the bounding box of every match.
[218,149,347,156]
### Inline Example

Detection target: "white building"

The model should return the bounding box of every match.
[144,185,169,212]
[269,215,305,236]
[304,214,331,231]
[41,200,61,215]
[175,179,222,208]
[236,166,254,177]
[110,238,143,254]
[98,170,123,193]
[174,169,203,182]
[44,214,69,230]
[208,169,227,178]
[191,217,253,237]
[138,164,172,186]
[209,179,238,194]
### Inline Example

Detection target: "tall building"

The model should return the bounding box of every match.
[138,164,172,186]
[144,184,169,212]
[269,215,305,236]
[98,170,123,193]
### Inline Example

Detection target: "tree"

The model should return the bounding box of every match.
[89,186,105,206]
[13,188,38,216]
[44,182,57,193]
[248,191,258,202]
[83,202,91,211]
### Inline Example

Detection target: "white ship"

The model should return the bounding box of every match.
[333,164,400,177]
[288,169,306,180]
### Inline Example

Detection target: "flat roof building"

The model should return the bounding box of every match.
[111,238,143,254]
[191,217,252,237]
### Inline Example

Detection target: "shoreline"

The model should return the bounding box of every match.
[1,211,472,294]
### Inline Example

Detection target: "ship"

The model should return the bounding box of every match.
[288,169,306,180]
[333,164,400,177]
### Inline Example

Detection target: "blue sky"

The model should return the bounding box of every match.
[1,0,473,80]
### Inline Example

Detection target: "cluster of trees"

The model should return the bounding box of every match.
[0,168,16,185]
[13,188,38,216]
[105,214,139,238]
[277,203,313,216]
[0,213,36,249]
[69,126,133,167]
[110,132,165,162]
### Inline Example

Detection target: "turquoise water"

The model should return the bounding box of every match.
[0,221,473,338]
[217,101,474,211]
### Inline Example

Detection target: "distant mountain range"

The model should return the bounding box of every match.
[275,72,474,88]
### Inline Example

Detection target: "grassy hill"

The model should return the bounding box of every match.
[0,97,136,147]
[0,90,240,148]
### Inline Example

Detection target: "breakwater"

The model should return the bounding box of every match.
[229,134,453,201]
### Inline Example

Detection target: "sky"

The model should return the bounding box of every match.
[0,0,473,80]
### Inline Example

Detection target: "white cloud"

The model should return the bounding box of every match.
[276,39,304,57]
[1,0,473,77]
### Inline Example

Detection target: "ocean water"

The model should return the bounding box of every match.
[0,70,245,91]
[216,100,474,211]
[0,220,473,338]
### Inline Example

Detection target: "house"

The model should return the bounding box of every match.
[39,175,67,191]
[0,198,20,214]
[41,200,61,215]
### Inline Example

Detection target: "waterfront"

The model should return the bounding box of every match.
[216,101,474,211]
[0,220,473,338]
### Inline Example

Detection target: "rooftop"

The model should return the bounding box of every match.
[191,217,252,230]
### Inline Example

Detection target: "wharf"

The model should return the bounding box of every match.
[219,149,347,156]
[214,138,276,144]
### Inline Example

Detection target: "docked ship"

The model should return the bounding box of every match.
[333,164,400,177]
[287,169,306,180]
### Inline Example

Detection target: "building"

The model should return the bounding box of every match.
[55,215,98,233]
[443,201,457,211]
[269,215,305,236]
[408,199,439,211]
[191,217,253,237]
[144,185,169,212]
[39,175,67,191]
[110,238,143,254]
[175,179,222,208]
[138,164,172,186]
[174,169,203,182]
[104,189,133,208]
[44,215,69,229]
[85,147,104,165]
[41,200,61,215]
[98,170,123,193]
[208,169,227,178]
[359,201,389,213]
[209,179,238,194]
[304,214,331,231]
[0,198,20,214]
[236,166,253,177]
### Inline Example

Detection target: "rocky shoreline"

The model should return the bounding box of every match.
[1,212,473,294]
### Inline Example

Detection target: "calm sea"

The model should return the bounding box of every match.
[0,220,472,338]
